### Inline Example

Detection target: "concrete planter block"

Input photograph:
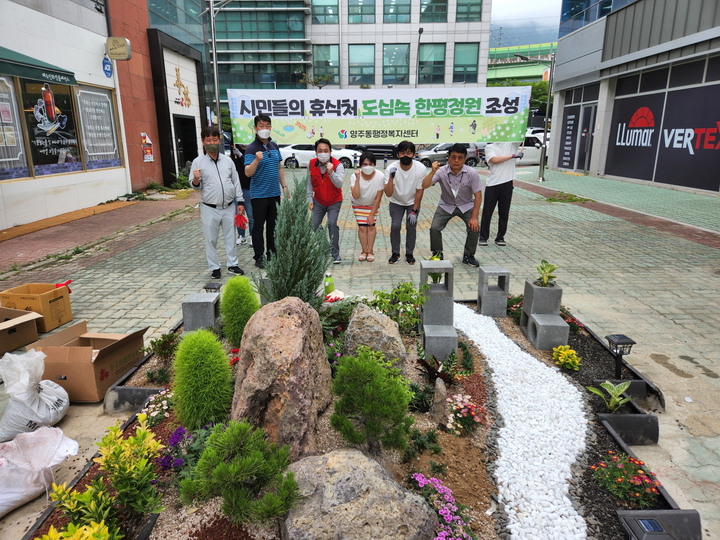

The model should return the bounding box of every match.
[422,295,454,327]
[522,313,569,351]
[422,324,458,364]
[477,266,510,318]
[522,279,562,316]
[420,260,454,297]
[182,292,220,332]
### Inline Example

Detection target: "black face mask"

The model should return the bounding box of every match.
[399,156,413,166]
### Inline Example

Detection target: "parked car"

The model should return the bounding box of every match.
[279,144,361,168]
[516,135,550,166]
[417,142,486,167]
[344,143,398,159]
[526,127,549,137]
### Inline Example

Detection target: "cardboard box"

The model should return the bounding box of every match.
[0,283,73,333]
[30,322,148,402]
[0,307,44,356]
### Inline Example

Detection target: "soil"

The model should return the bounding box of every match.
[31,308,670,540]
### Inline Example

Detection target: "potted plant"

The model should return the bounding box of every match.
[521,260,564,332]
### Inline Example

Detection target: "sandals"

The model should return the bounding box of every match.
[366,253,375,262]
[358,253,367,261]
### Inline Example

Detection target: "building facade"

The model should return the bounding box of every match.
[210,0,491,106]
[551,0,720,192]
[559,0,637,38]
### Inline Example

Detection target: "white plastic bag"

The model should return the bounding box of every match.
[0,426,78,518]
[0,349,70,442]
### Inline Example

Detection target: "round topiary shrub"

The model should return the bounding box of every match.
[173,329,233,430]
[221,276,261,348]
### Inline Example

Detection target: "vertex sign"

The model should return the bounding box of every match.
[662,121,720,155]
[615,107,656,147]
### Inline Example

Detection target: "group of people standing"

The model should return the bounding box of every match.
[191,114,522,278]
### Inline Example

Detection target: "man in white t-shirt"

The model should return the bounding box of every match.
[384,141,435,265]
[479,142,523,247]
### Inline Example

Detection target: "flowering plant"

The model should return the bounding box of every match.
[552,345,582,371]
[409,473,474,540]
[156,424,214,481]
[141,389,174,427]
[446,394,483,437]
[591,451,662,508]
[427,252,444,284]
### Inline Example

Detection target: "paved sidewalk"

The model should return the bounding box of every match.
[1,168,719,539]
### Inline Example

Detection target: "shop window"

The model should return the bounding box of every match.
[669,59,705,88]
[615,74,639,96]
[21,80,81,176]
[0,75,30,180]
[456,0,482,22]
[76,85,121,169]
[640,68,668,93]
[582,83,600,102]
[707,55,720,82]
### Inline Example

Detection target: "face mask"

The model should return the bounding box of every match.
[257,129,271,139]
[399,156,413,166]
[317,153,330,163]
[361,166,375,175]
[204,143,220,153]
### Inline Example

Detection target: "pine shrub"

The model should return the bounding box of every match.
[254,176,331,311]
[173,330,233,430]
[221,275,261,348]
[330,346,414,455]
[179,421,299,524]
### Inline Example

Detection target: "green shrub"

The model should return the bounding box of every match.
[145,332,180,365]
[173,330,233,430]
[458,340,474,373]
[254,176,331,311]
[330,346,414,455]
[49,479,122,540]
[179,421,299,524]
[408,382,434,412]
[402,428,442,463]
[221,276,261,348]
[370,281,426,334]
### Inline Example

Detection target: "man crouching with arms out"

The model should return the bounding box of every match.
[423,143,485,267]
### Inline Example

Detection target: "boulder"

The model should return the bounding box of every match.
[283,449,436,540]
[231,297,332,459]
[344,303,407,363]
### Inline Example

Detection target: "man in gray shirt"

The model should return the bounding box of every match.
[422,143,485,267]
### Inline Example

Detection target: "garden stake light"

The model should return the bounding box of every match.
[606,333,636,379]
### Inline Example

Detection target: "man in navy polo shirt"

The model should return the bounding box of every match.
[244,114,287,269]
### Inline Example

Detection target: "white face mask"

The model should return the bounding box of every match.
[316,153,331,163]
[257,129,271,139]
[361,166,375,175]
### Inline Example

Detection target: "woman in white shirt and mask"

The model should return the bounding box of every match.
[350,152,385,262]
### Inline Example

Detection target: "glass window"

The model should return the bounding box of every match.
[615,74,639,96]
[383,44,410,85]
[669,59,705,88]
[420,0,447,22]
[453,43,478,83]
[348,0,375,23]
[0,75,30,180]
[456,0,482,22]
[76,86,121,169]
[707,55,720,82]
[639,68,668,93]
[21,80,81,176]
[384,0,411,23]
[418,43,445,84]
[349,44,375,85]
[313,45,340,85]
[312,0,339,24]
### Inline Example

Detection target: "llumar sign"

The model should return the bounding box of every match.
[615,107,655,147]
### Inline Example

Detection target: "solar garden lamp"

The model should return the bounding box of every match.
[606,334,636,379]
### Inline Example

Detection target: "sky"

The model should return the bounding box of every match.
[489,0,563,47]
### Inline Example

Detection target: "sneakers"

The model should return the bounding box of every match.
[462,254,480,267]
[388,253,400,264]
[228,266,244,275]
[333,257,342,265]
[211,268,221,279]
[255,259,265,269]
[236,237,247,246]
[478,239,488,246]
[406,254,416,265]
[495,239,507,246]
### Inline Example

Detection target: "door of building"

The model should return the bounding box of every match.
[576,104,596,172]
[173,115,197,180]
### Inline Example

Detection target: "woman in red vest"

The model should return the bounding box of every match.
[307,138,345,263]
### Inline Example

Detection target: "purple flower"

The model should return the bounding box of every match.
[173,458,185,468]
[168,426,187,447]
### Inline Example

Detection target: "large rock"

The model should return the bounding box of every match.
[344,303,407,363]
[231,297,332,459]
[283,449,436,540]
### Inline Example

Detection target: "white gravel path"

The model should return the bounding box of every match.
[454,303,588,540]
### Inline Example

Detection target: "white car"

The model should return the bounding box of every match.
[517,135,551,166]
[280,144,361,169]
